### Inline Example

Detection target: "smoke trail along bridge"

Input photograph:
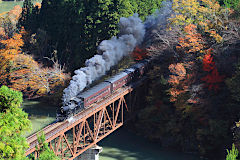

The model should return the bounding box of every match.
[26,77,148,160]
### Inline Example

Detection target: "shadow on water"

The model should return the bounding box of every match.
[22,100,57,136]
[98,127,202,160]
[22,100,56,118]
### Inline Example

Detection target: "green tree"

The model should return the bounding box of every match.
[32,132,59,160]
[18,0,33,30]
[18,0,41,32]
[223,0,240,9]
[226,144,239,160]
[29,0,163,71]
[131,0,163,20]
[113,0,135,18]
[38,0,135,70]
[0,86,31,160]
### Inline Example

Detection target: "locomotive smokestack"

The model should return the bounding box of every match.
[62,14,145,104]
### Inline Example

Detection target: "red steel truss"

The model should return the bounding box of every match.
[26,87,133,160]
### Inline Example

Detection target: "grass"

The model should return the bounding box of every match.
[0,1,42,14]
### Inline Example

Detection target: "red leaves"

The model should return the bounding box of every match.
[201,50,224,91]
[201,68,224,91]
[132,47,147,61]
[202,53,215,71]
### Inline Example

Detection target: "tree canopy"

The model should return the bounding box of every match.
[0,86,31,160]
[20,0,163,71]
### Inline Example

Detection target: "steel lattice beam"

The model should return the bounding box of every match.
[26,77,148,159]
[26,87,131,159]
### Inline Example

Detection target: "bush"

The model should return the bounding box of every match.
[226,144,239,160]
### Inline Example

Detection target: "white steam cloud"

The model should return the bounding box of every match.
[62,14,145,104]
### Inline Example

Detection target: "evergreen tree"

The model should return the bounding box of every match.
[18,0,41,32]
[35,0,163,71]
[18,0,33,31]
[130,0,163,20]
[113,0,135,18]
[0,86,31,160]
[32,132,60,160]
[38,0,135,71]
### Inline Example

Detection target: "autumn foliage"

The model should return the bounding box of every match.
[132,47,148,61]
[168,63,187,102]
[177,24,204,53]
[201,49,224,91]
[168,63,186,85]
[7,5,22,24]
[170,0,229,43]
[0,29,69,98]
[0,5,22,38]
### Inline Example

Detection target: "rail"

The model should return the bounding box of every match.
[26,86,133,156]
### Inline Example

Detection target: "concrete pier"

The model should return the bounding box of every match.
[75,145,103,160]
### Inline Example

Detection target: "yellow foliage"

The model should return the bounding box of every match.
[169,0,230,43]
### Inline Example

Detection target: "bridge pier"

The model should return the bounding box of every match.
[74,145,103,160]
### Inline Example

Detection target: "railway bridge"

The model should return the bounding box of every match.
[26,78,148,160]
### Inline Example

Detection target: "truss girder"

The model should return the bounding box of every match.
[26,88,131,160]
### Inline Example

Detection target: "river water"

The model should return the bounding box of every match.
[22,100,202,160]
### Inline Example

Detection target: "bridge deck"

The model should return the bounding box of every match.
[26,86,133,156]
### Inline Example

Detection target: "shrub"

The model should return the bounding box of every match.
[226,144,239,160]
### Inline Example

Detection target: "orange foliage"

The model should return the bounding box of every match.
[0,29,69,98]
[0,5,22,38]
[168,63,186,84]
[8,5,22,21]
[169,88,185,102]
[201,49,224,91]
[0,27,5,37]
[0,32,24,73]
[9,55,69,97]
[132,47,148,60]
[35,2,42,8]
[177,24,205,53]
[168,63,187,102]
[1,33,23,52]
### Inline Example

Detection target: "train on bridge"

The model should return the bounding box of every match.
[56,59,151,122]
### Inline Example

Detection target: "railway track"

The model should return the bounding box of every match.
[26,86,133,155]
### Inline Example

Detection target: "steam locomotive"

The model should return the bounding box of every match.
[56,59,151,122]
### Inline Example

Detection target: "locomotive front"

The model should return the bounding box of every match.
[56,97,84,122]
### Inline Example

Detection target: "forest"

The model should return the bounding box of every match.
[1,0,240,159]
